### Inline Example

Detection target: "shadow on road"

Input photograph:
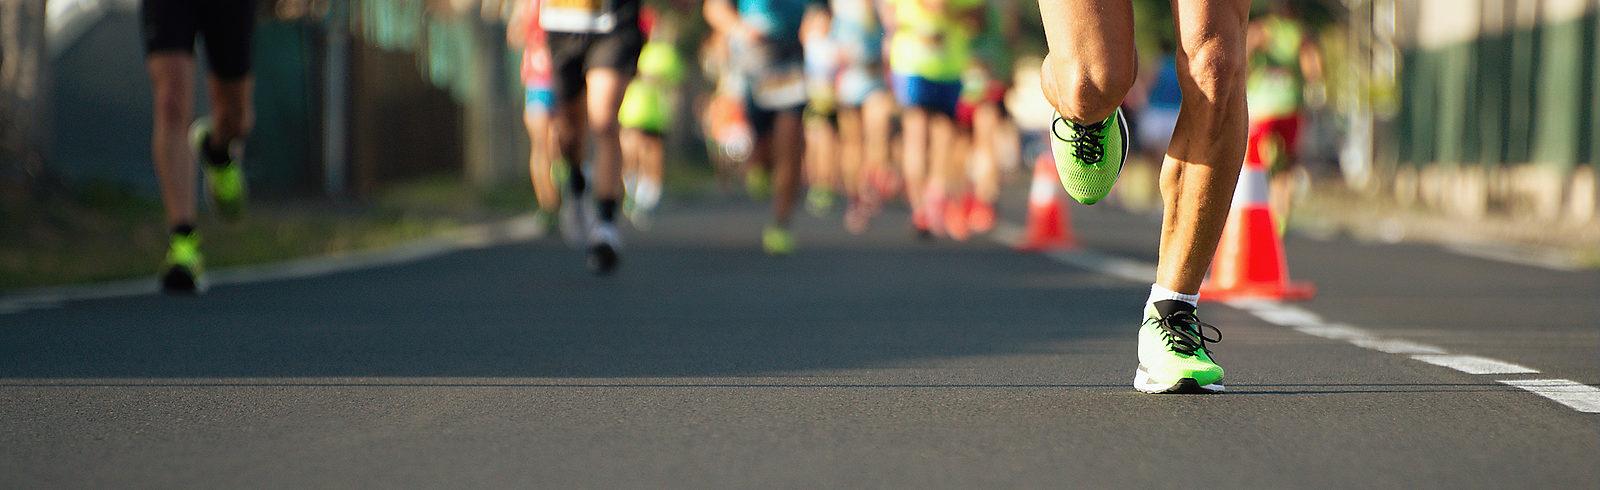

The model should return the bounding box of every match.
[0,221,1145,380]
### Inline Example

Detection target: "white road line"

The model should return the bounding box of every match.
[1246,304,1325,328]
[992,221,1595,411]
[1287,323,1378,342]
[1043,249,1156,283]
[1499,380,1600,413]
[1409,354,1539,375]
[0,216,545,315]
[994,223,1157,284]
[1345,337,1448,355]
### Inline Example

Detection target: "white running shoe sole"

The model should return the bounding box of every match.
[1134,365,1225,394]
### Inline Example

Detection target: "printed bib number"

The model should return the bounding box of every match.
[542,0,616,33]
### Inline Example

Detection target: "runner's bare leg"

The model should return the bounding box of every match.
[585,68,628,203]
[147,54,197,229]
[1158,0,1250,293]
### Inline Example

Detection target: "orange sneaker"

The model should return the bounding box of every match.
[967,195,996,234]
[944,194,970,241]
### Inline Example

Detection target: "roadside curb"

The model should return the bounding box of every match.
[0,215,546,314]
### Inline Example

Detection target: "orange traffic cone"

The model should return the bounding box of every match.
[1199,155,1314,301]
[1017,154,1077,251]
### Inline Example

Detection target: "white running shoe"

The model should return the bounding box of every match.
[587,222,621,275]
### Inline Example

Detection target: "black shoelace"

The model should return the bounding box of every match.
[1156,310,1223,357]
[1051,115,1108,165]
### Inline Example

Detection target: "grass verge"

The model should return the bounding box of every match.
[0,176,535,290]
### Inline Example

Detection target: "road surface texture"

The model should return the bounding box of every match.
[3,198,1597,487]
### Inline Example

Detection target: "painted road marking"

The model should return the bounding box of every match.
[1250,306,1325,329]
[992,224,1596,413]
[1290,323,1379,342]
[994,223,1156,283]
[1498,380,1600,413]
[0,216,545,316]
[1345,337,1447,355]
[1409,354,1539,375]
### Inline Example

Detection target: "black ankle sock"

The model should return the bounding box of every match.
[566,164,587,195]
[1152,299,1195,319]
[598,199,618,223]
[203,136,232,167]
[172,224,196,236]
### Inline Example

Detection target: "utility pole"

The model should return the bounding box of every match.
[323,0,352,198]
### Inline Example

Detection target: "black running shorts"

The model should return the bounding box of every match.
[546,27,645,104]
[141,0,256,80]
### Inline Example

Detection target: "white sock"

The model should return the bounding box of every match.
[636,179,661,209]
[1146,283,1199,308]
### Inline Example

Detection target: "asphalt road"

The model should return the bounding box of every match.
[2,197,1596,488]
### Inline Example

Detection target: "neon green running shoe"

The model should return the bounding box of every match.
[1050,108,1127,205]
[762,225,795,256]
[1134,302,1225,394]
[160,231,207,294]
[806,187,836,217]
[191,119,247,221]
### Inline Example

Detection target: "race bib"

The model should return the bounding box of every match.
[541,0,616,33]
[752,63,808,110]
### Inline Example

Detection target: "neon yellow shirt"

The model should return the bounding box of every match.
[1247,16,1306,119]
[887,0,980,81]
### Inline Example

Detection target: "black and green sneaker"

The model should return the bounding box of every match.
[1134,301,1225,394]
[1050,108,1128,205]
[160,231,207,294]
[191,119,247,222]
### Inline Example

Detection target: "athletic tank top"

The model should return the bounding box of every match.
[888,0,980,81]
[1246,15,1305,118]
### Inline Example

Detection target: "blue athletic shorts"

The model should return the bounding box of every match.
[892,73,961,118]
[525,85,554,115]
[837,64,884,108]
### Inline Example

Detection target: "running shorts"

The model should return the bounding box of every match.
[836,64,885,108]
[525,85,555,116]
[140,0,256,80]
[1247,114,1301,172]
[743,44,808,135]
[546,27,644,104]
[893,73,961,118]
[955,84,1006,128]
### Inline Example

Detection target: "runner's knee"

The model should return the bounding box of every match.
[1042,52,1133,123]
[586,114,620,136]
[1178,36,1244,107]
